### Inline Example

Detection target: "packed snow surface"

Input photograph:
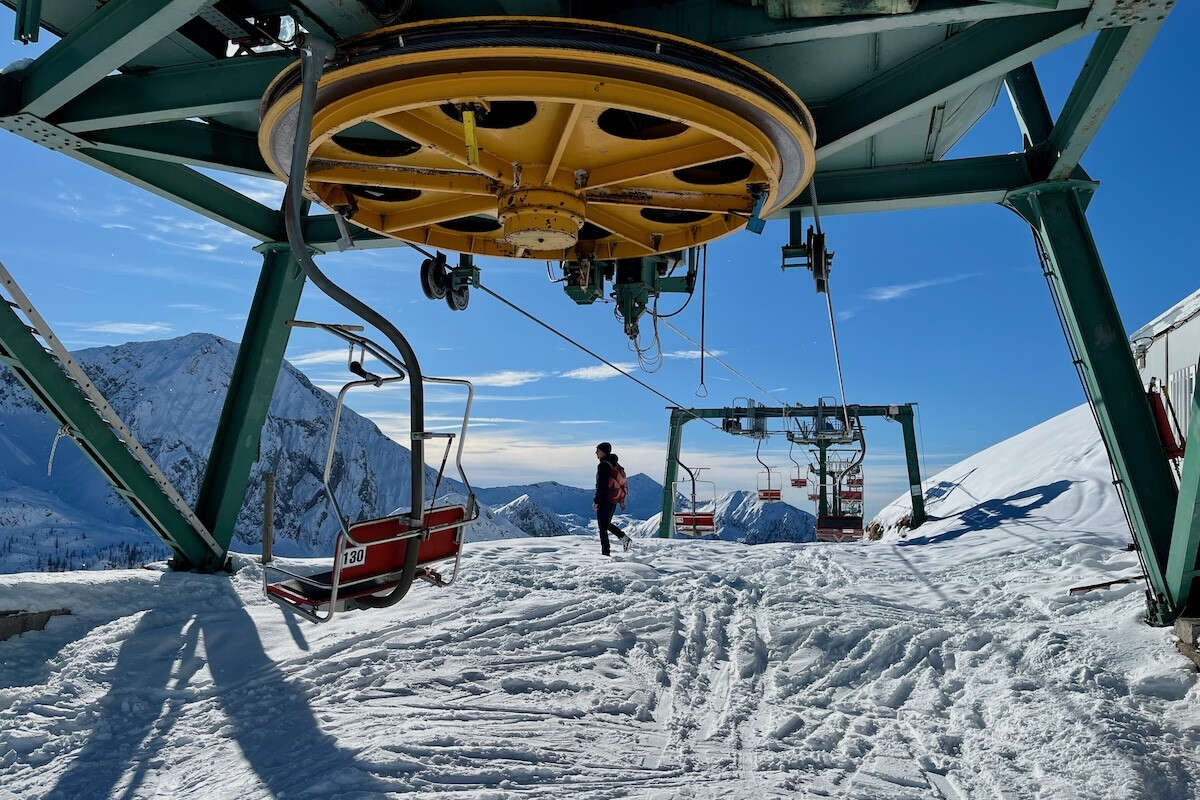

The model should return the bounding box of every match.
[2,404,1198,799]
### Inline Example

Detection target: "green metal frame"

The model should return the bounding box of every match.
[0,0,1190,624]
[1166,358,1200,615]
[658,403,925,538]
[1006,183,1181,623]
[0,285,216,567]
[193,243,307,555]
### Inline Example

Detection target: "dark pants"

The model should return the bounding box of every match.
[596,503,625,555]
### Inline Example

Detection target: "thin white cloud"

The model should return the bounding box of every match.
[461,370,547,387]
[289,348,353,367]
[865,273,980,302]
[663,349,726,360]
[168,303,220,313]
[229,175,285,206]
[559,362,638,380]
[75,322,172,335]
[425,391,566,404]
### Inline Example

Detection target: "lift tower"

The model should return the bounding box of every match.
[659,402,925,539]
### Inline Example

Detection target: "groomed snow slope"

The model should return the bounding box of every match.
[2,405,1199,799]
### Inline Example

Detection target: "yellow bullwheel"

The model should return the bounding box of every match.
[258,17,817,261]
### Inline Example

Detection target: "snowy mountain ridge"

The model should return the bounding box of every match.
[0,333,462,569]
[474,470,666,521]
[628,488,817,544]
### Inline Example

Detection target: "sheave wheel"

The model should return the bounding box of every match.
[259,17,816,261]
[420,256,447,299]
[445,285,469,311]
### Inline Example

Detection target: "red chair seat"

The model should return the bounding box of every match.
[675,512,717,533]
[758,489,782,501]
[266,505,466,612]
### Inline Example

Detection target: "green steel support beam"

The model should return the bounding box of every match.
[49,54,293,133]
[303,214,392,251]
[579,0,1082,51]
[658,408,688,538]
[1165,356,1200,614]
[1005,63,1055,149]
[13,0,41,44]
[897,407,928,526]
[1006,182,1180,623]
[0,283,214,567]
[656,403,925,538]
[817,443,829,517]
[16,0,214,118]
[194,243,306,551]
[812,9,1088,159]
[1046,21,1167,180]
[71,148,280,240]
[86,121,274,178]
[780,155,1036,219]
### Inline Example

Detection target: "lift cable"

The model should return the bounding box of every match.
[660,318,790,407]
[808,180,852,430]
[474,282,724,432]
[914,401,930,500]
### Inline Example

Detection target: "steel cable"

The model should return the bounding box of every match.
[475,282,723,431]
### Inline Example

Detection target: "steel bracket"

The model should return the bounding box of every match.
[0,113,91,151]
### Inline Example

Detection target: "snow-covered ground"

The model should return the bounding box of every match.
[2,404,1198,799]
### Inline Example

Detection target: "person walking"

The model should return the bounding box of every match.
[593,442,633,555]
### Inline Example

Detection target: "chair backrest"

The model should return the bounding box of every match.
[340,505,465,583]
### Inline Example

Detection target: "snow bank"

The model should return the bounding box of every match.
[872,403,1126,555]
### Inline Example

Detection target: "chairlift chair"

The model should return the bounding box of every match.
[755,438,782,502]
[262,322,478,623]
[816,514,864,543]
[788,438,808,487]
[673,462,718,536]
[266,45,483,625]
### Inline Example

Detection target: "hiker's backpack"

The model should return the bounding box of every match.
[608,465,628,507]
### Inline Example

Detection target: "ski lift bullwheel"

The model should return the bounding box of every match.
[259,17,816,261]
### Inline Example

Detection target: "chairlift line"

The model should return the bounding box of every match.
[474,282,724,433]
[660,319,789,407]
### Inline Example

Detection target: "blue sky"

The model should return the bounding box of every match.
[1,8,1196,518]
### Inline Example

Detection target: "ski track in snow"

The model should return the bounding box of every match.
[1,406,1199,799]
[0,537,1197,800]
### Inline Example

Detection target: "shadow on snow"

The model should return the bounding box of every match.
[48,573,388,799]
[900,480,1075,547]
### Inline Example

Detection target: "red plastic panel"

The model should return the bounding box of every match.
[339,505,465,582]
[758,489,782,501]
[675,512,716,530]
[1148,391,1186,460]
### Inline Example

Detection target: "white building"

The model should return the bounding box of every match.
[1132,287,1200,434]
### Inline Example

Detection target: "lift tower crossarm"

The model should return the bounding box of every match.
[658,403,925,539]
[14,0,216,119]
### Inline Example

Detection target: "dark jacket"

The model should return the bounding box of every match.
[595,458,613,507]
